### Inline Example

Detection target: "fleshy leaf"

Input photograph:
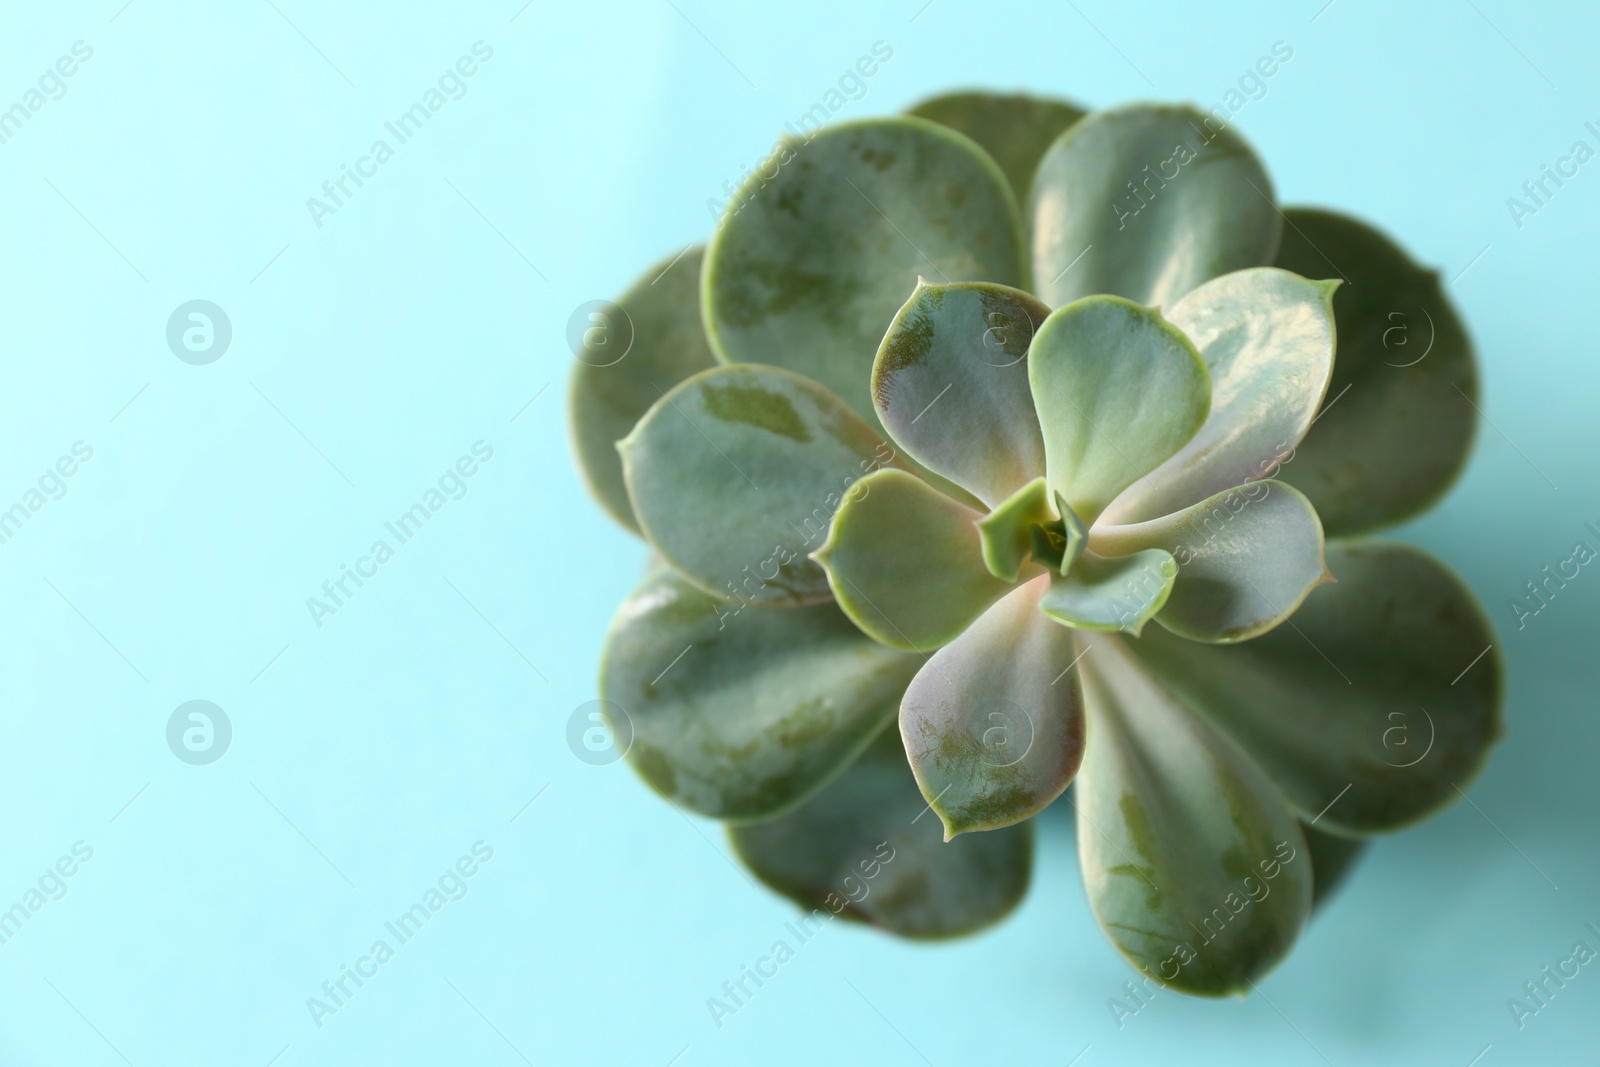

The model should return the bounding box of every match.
[600,567,921,820]
[619,364,897,605]
[704,117,1026,425]
[1075,636,1312,997]
[1274,208,1479,535]
[900,576,1087,838]
[568,246,717,532]
[1092,480,1326,644]
[1101,268,1339,524]
[729,726,1034,939]
[1032,104,1282,309]
[814,468,1014,652]
[1128,541,1504,835]
[907,91,1086,216]
[1028,296,1210,525]
[1039,549,1176,635]
[977,476,1053,582]
[872,280,1050,506]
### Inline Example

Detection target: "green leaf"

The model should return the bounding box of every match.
[1075,636,1312,996]
[1127,541,1504,835]
[900,576,1087,837]
[729,726,1034,939]
[1028,296,1210,525]
[619,364,897,606]
[814,468,1015,652]
[977,476,1052,582]
[907,91,1086,216]
[704,117,1027,426]
[1102,268,1339,524]
[1032,104,1281,309]
[1093,481,1327,644]
[872,280,1050,507]
[1274,208,1480,536]
[600,567,921,821]
[1039,549,1176,635]
[568,246,718,533]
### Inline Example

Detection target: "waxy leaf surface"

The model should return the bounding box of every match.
[705,118,1026,425]
[900,576,1087,838]
[730,727,1034,938]
[1029,296,1210,525]
[1129,541,1503,834]
[1274,208,1479,535]
[872,280,1049,507]
[1032,104,1281,309]
[815,468,1014,652]
[1075,637,1311,996]
[620,365,896,605]
[569,246,718,532]
[601,567,921,820]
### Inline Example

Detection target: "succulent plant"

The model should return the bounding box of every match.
[569,93,1504,996]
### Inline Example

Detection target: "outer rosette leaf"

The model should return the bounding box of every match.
[1028,296,1210,526]
[814,468,1015,652]
[568,246,718,532]
[900,576,1087,838]
[872,280,1050,507]
[730,727,1034,939]
[1032,104,1281,309]
[1075,636,1312,996]
[704,117,1026,426]
[1274,208,1479,535]
[600,567,922,821]
[619,364,897,606]
[1128,541,1504,836]
[907,91,1086,211]
[1102,267,1339,524]
[1091,480,1327,643]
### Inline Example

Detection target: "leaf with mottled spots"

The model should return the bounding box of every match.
[871,280,1050,507]
[900,576,1086,838]
[704,117,1026,425]
[620,364,898,605]
[1028,296,1210,525]
[907,90,1086,220]
[568,246,718,533]
[1274,208,1479,536]
[1032,104,1281,309]
[1128,541,1503,835]
[1075,636,1311,997]
[814,468,1016,652]
[1101,268,1339,524]
[1092,480,1326,644]
[729,727,1034,938]
[1039,549,1176,635]
[600,567,921,820]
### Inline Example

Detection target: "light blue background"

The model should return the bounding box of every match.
[1,1,1596,1064]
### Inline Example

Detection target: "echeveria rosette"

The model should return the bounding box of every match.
[570,92,1504,995]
